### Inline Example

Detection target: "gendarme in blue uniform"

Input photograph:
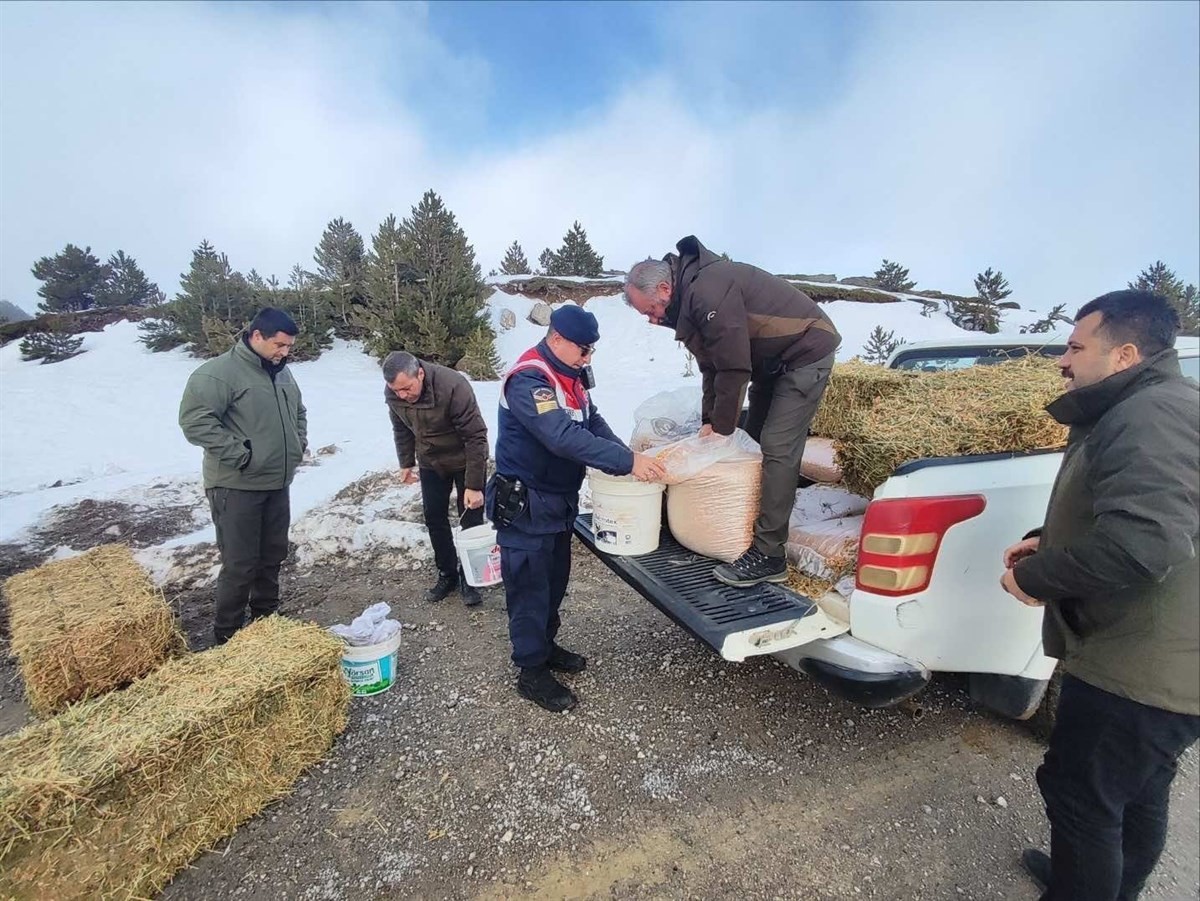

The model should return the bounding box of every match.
[487,313,633,669]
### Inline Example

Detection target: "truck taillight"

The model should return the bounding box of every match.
[855,495,987,597]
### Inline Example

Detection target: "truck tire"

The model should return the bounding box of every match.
[967,670,1050,722]
[1025,664,1062,742]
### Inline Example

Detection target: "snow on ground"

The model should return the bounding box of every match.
[0,289,1049,584]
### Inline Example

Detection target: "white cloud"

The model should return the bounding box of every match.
[1,1,1196,316]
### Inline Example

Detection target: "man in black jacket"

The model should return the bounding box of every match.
[1001,290,1199,900]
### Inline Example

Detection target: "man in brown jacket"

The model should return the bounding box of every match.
[1000,290,1199,900]
[383,351,490,606]
[624,236,840,587]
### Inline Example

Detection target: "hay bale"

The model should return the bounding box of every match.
[809,361,914,440]
[0,616,350,901]
[5,544,187,716]
[835,357,1068,497]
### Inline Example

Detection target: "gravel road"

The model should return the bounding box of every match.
[2,545,1196,900]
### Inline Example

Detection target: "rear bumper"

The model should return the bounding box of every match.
[798,658,931,708]
[773,634,931,709]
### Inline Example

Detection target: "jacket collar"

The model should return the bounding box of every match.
[1045,348,1182,426]
[662,235,722,334]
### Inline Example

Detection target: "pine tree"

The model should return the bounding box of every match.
[538,222,604,277]
[365,214,412,313]
[944,295,1003,334]
[138,239,257,355]
[873,259,916,292]
[1021,303,1070,334]
[31,244,109,312]
[362,190,499,377]
[500,240,530,275]
[1129,261,1199,335]
[1181,284,1199,335]
[95,250,160,308]
[313,217,367,334]
[20,328,84,363]
[862,325,904,364]
[973,267,1012,304]
[245,264,334,361]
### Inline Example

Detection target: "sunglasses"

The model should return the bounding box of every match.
[575,342,596,356]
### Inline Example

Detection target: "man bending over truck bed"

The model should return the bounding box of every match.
[624,236,841,588]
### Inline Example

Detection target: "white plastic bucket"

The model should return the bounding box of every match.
[454,523,503,587]
[340,630,403,697]
[588,469,665,556]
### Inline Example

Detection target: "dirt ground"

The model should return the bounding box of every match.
[2,539,1195,901]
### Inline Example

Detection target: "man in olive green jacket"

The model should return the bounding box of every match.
[1001,290,1199,901]
[179,308,308,644]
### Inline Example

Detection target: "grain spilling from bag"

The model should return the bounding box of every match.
[4,544,187,717]
[0,616,350,901]
[835,357,1068,497]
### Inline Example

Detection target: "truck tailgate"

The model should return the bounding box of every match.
[575,513,847,661]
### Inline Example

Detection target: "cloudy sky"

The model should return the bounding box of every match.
[1,0,1197,313]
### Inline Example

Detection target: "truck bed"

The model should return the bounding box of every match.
[574,513,845,661]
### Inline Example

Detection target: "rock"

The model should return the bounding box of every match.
[103,524,122,536]
[995,796,1008,809]
[528,302,553,327]
[499,309,517,331]
[501,829,514,843]
[317,443,339,456]
[791,273,838,284]
[840,276,880,288]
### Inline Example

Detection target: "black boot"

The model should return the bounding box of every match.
[712,547,788,588]
[1020,849,1051,894]
[424,572,457,603]
[547,643,587,674]
[517,665,577,712]
[461,577,482,608]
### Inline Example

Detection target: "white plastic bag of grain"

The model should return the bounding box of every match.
[786,515,864,581]
[791,485,869,524]
[652,429,762,485]
[663,432,763,563]
[630,387,704,453]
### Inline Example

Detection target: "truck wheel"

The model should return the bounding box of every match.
[1025,664,1062,742]
[967,670,1050,722]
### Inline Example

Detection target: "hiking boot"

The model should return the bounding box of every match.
[424,572,457,603]
[547,643,587,674]
[517,666,577,712]
[713,547,789,588]
[1021,848,1051,894]
[461,579,483,608]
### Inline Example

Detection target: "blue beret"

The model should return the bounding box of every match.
[550,304,600,345]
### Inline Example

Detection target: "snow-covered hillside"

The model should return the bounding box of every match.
[0,289,1047,583]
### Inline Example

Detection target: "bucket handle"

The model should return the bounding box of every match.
[459,508,489,530]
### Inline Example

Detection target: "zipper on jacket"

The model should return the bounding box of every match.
[274,379,289,489]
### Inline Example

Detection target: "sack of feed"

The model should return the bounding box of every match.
[800,437,842,483]
[786,515,864,582]
[662,432,763,563]
[791,485,870,524]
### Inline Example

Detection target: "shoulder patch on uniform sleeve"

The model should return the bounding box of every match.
[531,386,558,414]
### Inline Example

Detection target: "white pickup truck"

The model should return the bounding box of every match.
[576,333,1200,722]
